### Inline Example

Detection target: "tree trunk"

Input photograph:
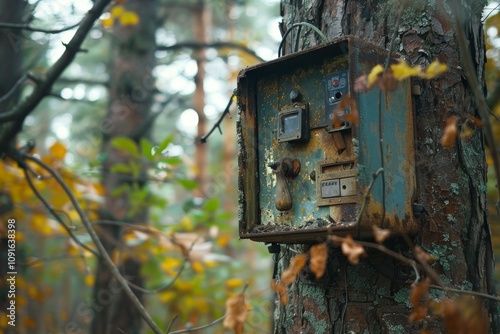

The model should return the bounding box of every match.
[0,1,26,334]
[193,0,211,197]
[274,1,498,333]
[91,1,157,333]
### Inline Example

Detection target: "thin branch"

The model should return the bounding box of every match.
[200,93,235,143]
[354,167,384,227]
[166,315,179,333]
[22,167,100,257]
[429,284,500,303]
[23,154,164,334]
[56,77,109,87]
[168,315,226,334]
[0,74,28,105]
[0,21,81,34]
[20,254,85,267]
[157,41,265,62]
[0,0,112,150]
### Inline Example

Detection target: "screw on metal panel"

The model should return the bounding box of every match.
[290,88,300,102]
[310,170,316,181]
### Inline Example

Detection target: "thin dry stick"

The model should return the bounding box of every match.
[0,21,81,34]
[23,168,99,257]
[24,154,163,334]
[168,315,226,334]
[332,236,500,304]
[91,220,195,293]
[355,167,384,227]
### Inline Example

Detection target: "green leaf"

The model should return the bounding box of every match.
[178,179,198,190]
[160,156,182,166]
[157,135,174,154]
[110,163,132,174]
[128,161,141,178]
[111,184,130,197]
[140,138,154,161]
[204,198,219,212]
[111,137,139,157]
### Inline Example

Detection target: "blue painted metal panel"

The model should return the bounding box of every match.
[237,36,417,243]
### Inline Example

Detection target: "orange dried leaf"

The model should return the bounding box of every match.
[223,292,247,334]
[333,94,359,126]
[467,115,483,127]
[354,74,369,92]
[281,253,307,286]
[443,296,489,334]
[309,243,328,278]
[338,235,366,265]
[271,280,288,304]
[459,123,473,139]
[414,246,435,265]
[372,226,391,243]
[408,278,430,323]
[441,116,458,149]
[331,110,342,128]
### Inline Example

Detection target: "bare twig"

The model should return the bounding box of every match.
[0,21,81,33]
[166,315,179,333]
[0,74,28,105]
[23,154,163,334]
[355,167,384,227]
[200,92,235,143]
[22,168,100,257]
[168,314,226,334]
[429,284,500,303]
[0,0,112,151]
[157,41,265,62]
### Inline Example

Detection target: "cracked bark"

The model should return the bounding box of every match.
[275,1,498,333]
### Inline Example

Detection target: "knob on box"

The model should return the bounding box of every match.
[236,35,418,243]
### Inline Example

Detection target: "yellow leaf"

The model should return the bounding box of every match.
[216,234,231,248]
[226,278,245,289]
[423,60,447,79]
[101,17,114,28]
[84,274,94,286]
[391,60,422,80]
[119,11,140,26]
[191,261,204,274]
[31,214,52,236]
[49,141,67,160]
[367,64,384,88]
[160,258,181,276]
[110,5,125,17]
[159,291,176,303]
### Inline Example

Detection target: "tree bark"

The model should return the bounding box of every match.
[0,1,26,333]
[275,1,498,333]
[193,0,211,197]
[91,1,157,333]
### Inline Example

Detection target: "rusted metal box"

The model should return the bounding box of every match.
[237,35,417,243]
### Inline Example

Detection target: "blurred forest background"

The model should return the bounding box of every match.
[0,0,500,333]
